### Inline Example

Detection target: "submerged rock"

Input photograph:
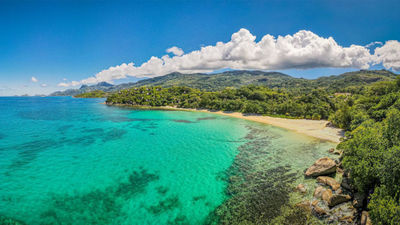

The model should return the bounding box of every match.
[296,200,312,213]
[305,157,337,177]
[317,176,341,191]
[314,186,327,199]
[322,189,333,203]
[295,184,307,194]
[328,194,352,207]
[313,205,328,216]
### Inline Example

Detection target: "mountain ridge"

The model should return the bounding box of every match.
[49,69,398,96]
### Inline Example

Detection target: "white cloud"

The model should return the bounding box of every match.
[366,41,383,48]
[63,78,67,81]
[41,83,47,87]
[31,76,38,82]
[58,29,399,87]
[373,40,400,71]
[166,46,184,56]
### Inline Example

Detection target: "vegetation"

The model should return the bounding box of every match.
[106,74,400,224]
[106,85,334,119]
[74,90,107,98]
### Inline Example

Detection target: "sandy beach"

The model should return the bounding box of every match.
[159,106,344,143]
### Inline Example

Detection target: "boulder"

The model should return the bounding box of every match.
[329,148,335,153]
[305,157,337,177]
[314,186,327,199]
[361,211,372,225]
[312,200,319,207]
[341,177,354,191]
[317,176,341,191]
[322,189,333,203]
[313,205,328,216]
[328,194,352,207]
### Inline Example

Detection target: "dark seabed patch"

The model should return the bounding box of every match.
[8,139,60,170]
[0,132,5,140]
[192,195,207,202]
[146,195,181,215]
[172,120,196,123]
[155,186,169,195]
[206,126,299,225]
[196,117,217,121]
[0,215,26,225]
[101,128,127,142]
[167,214,191,225]
[40,168,159,225]
[56,125,74,135]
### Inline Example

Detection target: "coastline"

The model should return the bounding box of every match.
[105,103,344,143]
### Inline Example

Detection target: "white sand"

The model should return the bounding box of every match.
[162,107,344,143]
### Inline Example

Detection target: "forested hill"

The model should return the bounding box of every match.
[49,69,397,96]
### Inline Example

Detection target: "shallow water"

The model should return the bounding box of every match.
[0,97,335,225]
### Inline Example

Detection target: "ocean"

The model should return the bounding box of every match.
[0,97,334,224]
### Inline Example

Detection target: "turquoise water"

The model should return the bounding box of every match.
[0,97,335,225]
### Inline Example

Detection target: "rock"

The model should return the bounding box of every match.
[296,200,312,213]
[295,183,307,193]
[353,192,366,208]
[341,177,354,191]
[335,188,343,195]
[328,194,352,207]
[317,176,341,191]
[314,186,327,199]
[322,189,333,203]
[312,200,319,207]
[313,205,328,216]
[361,211,372,225]
[333,149,342,155]
[329,148,335,153]
[339,215,354,223]
[305,157,337,177]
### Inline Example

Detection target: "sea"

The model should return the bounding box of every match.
[0,97,335,225]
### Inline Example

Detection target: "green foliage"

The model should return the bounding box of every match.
[369,186,400,225]
[74,90,107,98]
[106,85,335,119]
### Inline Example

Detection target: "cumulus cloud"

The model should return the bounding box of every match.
[41,83,47,87]
[166,46,184,56]
[59,29,399,87]
[373,40,400,71]
[31,76,38,82]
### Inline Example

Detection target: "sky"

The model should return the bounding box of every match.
[0,0,400,96]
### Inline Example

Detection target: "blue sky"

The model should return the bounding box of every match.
[0,0,399,96]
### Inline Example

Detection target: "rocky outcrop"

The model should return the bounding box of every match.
[317,176,341,191]
[305,157,337,177]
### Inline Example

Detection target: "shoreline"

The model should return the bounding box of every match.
[105,103,344,143]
